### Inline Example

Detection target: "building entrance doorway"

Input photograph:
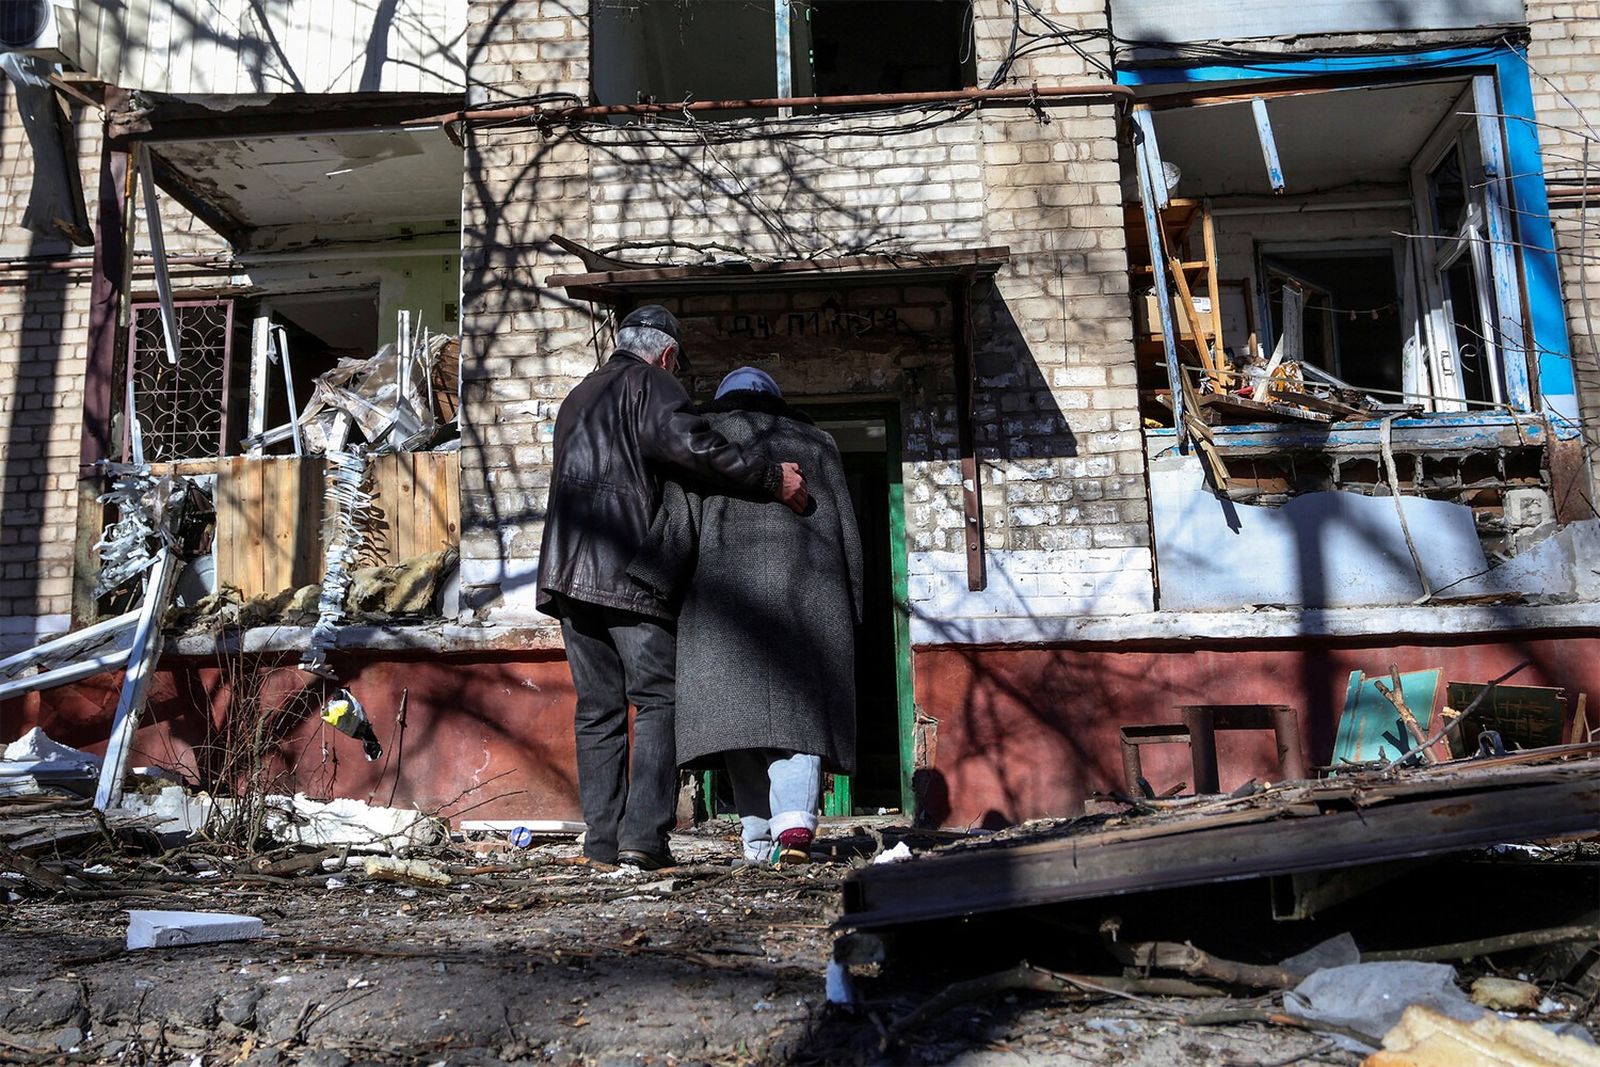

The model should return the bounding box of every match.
[814,407,913,816]
[697,402,914,820]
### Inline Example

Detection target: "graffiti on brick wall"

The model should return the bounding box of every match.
[717,306,901,340]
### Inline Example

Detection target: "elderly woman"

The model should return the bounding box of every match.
[629,367,863,864]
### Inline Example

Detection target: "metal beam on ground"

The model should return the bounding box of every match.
[94,548,181,811]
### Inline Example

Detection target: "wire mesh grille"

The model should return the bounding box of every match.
[127,300,234,462]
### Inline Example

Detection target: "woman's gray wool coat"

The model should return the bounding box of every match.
[628,393,864,775]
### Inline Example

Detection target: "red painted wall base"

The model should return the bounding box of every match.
[5,632,1596,828]
[913,634,1600,828]
[2,651,582,821]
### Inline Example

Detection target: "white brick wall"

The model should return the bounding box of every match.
[459,0,1150,626]
[1526,0,1600,490]
[908,547,1155,644]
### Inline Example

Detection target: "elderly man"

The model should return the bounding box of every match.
[536,305,807,870]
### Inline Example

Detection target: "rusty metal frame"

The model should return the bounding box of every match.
[122,298,237,461]
[1180,704,1308,793]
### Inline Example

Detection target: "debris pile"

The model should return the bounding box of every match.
[243,323,461,457]
[0,729,100,799]
[835,748,1600,1060]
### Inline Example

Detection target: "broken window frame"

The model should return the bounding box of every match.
[1408,81,1519,413]
[1121,46,1573,440]
[590,0,978,114]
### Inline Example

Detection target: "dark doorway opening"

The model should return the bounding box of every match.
[1261,247,1405,397]
[696,404,912,820]
[815,410,910,815]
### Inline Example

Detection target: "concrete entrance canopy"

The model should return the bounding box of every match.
[544,244,1011,305]
[547,243,1010,592]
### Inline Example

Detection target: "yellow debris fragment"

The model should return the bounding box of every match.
[1472,977,1543,1013]
[1365,1005,1600,1067]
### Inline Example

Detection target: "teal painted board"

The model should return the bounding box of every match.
[1332,669,1443,765]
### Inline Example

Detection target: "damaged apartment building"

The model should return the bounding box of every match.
[1,0,1598,827]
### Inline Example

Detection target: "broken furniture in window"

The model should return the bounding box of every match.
[1128,70,1538,433]
[115,313,463,621]
[1127,55,1593,613]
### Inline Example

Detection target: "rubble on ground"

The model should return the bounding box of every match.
[168,547,459,635]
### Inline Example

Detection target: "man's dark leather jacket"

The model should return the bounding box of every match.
[535,349,781,619]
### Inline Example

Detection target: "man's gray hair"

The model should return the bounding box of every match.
[617,325,677,360]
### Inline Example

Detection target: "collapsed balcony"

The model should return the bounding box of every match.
[1121,67,1597,610]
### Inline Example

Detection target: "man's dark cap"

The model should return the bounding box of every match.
[619,304,688,367]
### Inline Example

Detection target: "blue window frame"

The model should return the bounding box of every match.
[1120,45,1578,432]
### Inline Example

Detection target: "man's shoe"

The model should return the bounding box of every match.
[617,848,676,871]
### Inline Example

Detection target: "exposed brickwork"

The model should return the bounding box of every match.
[457,0,596,610]
[1526,0,1600,491]
[459,0,1154,622]
[0,88,95,652]
[0,85,227,653]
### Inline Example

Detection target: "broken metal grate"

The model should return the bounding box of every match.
[125,300,235,462]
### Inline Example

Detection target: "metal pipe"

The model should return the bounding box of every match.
[413,82,1134,127]
[1270,705,1309,782]
[0,242,458,276]
[0,252,234,273]
[235,244,458,264]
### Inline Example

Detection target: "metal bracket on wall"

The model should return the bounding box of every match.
[950,270,986,592]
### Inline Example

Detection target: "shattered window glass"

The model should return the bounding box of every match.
[1443,257,1501,405]
[1427,145,1468,235]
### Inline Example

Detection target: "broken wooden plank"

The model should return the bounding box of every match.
[0,841,69,891]
[1261,387,1367,419]
[840,763,1600,930]
[1170,256,1223,388]
[1198,392,1333,424]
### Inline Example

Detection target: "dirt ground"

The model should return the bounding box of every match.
[0,823,1571,1066]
